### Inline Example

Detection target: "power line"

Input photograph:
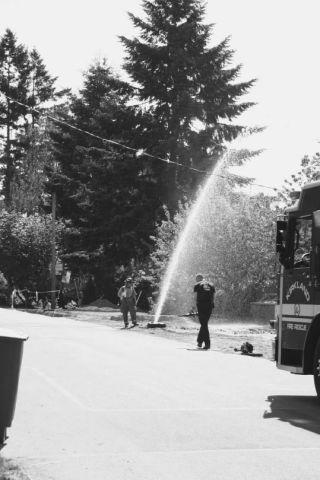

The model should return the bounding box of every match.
[0,91,278,192]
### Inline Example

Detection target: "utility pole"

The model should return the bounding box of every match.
[50,189,57,309]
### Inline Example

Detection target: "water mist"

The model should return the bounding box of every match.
[152,156,227,324]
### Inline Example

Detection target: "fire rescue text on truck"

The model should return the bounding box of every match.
[276,180,320,398]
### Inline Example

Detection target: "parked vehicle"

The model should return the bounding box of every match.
[275,181,320,397]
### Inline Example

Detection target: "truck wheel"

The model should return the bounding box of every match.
[0,426,7,450]
[313,337,320,398]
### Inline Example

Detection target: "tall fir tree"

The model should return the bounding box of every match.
[0,29,62,207]
[0,29,30,203]
[120,0,256,208]
[10,49,68,213]
[28,49,57,112]
[50,61,160,293]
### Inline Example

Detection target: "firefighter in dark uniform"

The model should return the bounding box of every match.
[193,273,215,350]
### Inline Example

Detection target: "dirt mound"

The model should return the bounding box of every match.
[81,297,117,311]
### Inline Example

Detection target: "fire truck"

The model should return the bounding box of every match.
[276,180,320,397]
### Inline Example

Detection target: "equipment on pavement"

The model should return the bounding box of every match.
[234,341,263,357]
[147,322,166,328]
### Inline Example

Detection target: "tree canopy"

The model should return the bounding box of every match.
[49,61,163,294]
[278,152,320,204]
[0,14,271,311]
[149,176,278,315]
[0,210,64,289]
[121,0,256,207]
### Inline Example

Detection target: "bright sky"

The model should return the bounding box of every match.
[1,0,320,192]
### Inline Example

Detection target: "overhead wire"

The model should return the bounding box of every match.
[0,91,278,192]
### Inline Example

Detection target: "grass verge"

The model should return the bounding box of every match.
[0,458,29,480]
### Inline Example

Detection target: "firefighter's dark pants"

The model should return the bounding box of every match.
[197,303,213,348]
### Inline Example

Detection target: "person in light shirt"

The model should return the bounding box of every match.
[117,277,138,328]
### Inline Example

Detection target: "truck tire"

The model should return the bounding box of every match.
[0,426,7,450]
[313,336,320,399]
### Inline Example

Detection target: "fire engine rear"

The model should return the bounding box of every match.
[276,180,320,398]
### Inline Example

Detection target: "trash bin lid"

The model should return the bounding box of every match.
[0,328,28,341]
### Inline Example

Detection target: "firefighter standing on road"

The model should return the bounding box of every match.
[193,273,215,350]
[118,277,138,328]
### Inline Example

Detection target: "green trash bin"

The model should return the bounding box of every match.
[0,329,28,449]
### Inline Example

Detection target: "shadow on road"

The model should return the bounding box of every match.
[264,395,320,435]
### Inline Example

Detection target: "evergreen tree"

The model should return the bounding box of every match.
[120,0,256,207]
[10,50,68,213]
[0,29,30,203]
[50,61,160,293]
[27,49,57,112]
[0,29,62,206]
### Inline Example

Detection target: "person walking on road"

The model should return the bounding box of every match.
[193,273,215,350]
[118,277,138,328]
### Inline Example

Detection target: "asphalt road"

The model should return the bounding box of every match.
[2,308,320,480]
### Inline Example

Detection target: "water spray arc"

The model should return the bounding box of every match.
[151,157,226,325]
